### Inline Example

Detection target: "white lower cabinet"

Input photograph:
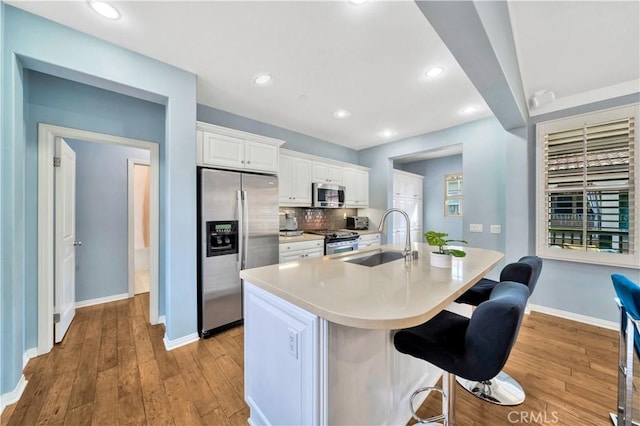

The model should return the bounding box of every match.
[279,239,324,263]
[358,233,381,249]
[243,281,440,425]
[244,283,323,425]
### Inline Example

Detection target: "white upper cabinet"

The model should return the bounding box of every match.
[279,154,313,206]
[343,167,369,207]
[312,161,343,184]
[197,122,284,173]
[279,149,369,208]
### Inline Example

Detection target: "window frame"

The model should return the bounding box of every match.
[444,173,463,217]
[536,104,639,269]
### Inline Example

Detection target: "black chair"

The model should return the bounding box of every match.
[456,256,542,306]
[454,255,542,406]
[394,281,529,425]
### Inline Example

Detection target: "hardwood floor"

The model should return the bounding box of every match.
[2,294,620,425]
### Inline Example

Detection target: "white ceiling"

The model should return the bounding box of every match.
[7,1,640,151]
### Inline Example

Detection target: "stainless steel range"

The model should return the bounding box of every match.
[307,230,360,255]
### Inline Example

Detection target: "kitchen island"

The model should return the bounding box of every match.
[240,243,503,425]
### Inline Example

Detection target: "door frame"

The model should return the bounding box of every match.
[37,123,160,355]
[127,159,151,297]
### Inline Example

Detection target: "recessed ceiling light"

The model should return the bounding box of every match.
[88,1,121,20]
[380,129,397,138]
[349,0,369,5]
[425,67,444,78]
[254,74,273,86]
[334,109,351,119]
[461,106,477,115]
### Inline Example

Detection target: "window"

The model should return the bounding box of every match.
[536,104,639,268]
[445,173,463,217]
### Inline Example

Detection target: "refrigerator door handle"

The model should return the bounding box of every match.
[237,190,243,271]
[242,190,249,269]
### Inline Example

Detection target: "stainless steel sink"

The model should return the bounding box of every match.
[339,250,406,267]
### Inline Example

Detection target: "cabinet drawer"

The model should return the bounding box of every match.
[280,239,323,253]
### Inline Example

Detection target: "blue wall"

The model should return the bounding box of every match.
[197,104,358,164]
[66,139,150,302]
[401,155,464,239]
[359,117,509,261]
[25,71,162,347]
[2,5,196,396]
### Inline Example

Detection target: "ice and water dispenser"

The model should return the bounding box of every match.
[206,220,238,257]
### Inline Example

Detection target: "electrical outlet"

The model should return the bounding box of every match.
[470,224,483,233]
[288,328,298,359]
[490,225,501,234]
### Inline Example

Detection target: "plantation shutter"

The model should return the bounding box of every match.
[544,116,635,254]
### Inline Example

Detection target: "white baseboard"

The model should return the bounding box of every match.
[75,292,129,308]
[1,375,27,414]
[23,347,38,369]
[163,332,199,351]
[528,303,618,330]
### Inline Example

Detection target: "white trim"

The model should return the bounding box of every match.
[23,348,38,369]
[128,159,150,298]
[0,375,27,413]
[196,121,285,147]
[279,147,370,172]
[75,293,129,309]
[530,79,640,117]
[163,332,199,351]
[38,123,161,356]
[528,303,618,331]
[158,315,166,325]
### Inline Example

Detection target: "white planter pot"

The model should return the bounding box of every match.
[430,252,452,268]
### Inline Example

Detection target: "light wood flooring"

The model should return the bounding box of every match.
[2,293,621,425]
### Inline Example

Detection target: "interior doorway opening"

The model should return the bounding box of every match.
[38,123,160,355]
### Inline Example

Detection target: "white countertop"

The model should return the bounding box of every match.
[240,243,503,330]
[344,228,380,235]
[278,233,325,244]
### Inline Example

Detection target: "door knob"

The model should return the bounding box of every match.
[73,241,83,247]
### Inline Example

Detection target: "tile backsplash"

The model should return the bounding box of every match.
[279,207,358,230]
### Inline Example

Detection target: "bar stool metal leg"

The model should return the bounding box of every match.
[611,301,640,426]
[443,372,456,425]
[409,386,447,425]
[456,371,525,406]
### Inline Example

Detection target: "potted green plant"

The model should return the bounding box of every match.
[424,230,468,268]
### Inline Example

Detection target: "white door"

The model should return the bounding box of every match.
[54,138,77,343]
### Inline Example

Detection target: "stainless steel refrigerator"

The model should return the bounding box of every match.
[197,168,279,337]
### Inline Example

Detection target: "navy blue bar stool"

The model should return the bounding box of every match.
[454,255,542,406]
[394,281,529,425]
[611,273,640,426]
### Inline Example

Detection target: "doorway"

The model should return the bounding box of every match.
[129,160,151,296]
[37,123,160,355]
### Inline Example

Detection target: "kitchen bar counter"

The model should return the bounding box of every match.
[241,243,503,329]
[241,243,503,425]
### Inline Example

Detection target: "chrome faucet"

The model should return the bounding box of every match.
[378,208,412,260]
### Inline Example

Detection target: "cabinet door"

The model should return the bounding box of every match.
[312,162,343,184]
[343,168,369,207]
[279,155,293,204]
[245,140,279,173]
[202,132,245,169]
[289,157,313,205]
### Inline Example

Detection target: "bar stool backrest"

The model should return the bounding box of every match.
[499,256,543,295]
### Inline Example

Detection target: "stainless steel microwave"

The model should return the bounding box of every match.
[312,183,345,208]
